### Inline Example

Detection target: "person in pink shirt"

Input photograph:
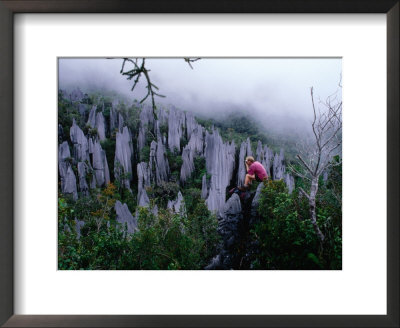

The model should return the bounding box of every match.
[243,156,268,190]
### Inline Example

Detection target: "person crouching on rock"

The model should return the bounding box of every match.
[241,156,268,190]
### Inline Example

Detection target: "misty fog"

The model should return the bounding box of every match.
[58,57,342,138]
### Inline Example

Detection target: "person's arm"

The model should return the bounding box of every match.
[245,161,249,172]
[247,163,255,178]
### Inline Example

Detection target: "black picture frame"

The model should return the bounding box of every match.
[0,1,398,327]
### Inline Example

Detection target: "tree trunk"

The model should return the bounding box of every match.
[309,177,325,242]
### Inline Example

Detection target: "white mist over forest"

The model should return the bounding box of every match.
[58,58,342,138]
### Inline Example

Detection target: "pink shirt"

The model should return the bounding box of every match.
[248,161,268,180]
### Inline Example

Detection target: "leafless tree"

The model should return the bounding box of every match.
[289,86,342,244]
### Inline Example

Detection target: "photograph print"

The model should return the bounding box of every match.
[58,58,342,270]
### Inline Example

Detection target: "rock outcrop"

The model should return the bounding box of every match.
[137,162,151,207]
[87,106,106,140]
[78,103,88,117]
[69,88,84,102]
[180,145,195,184]
[77,162,90,196]
[149,139,170,185]
[204,129,236,214]
[168,107,185,153]
[115,200,138,234]
[201,174,208,199]
[137,104,155,152]
[87,106,97,128]
[58,141,78,200]
[167,191,185,214]
[284,173,295,193]
[114,126,133,190]
[70,119,89,163]
[91,139,110,187]
[110,107,118,133]
[272,149,286,180]
[260,145,274,177]
[237,138,253,187]
[95,112,106,141]
[205,193,243,269]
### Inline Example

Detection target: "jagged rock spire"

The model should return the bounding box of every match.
[70,119,89,163]
[149,139,170,185]
[168,106,185,153]
[115,200,138,234]
[58,141,78,200]
[137,162,151,207]
[237,138,253,187]
[167,191,185,215]
[205,129,236,213]
[92,139,110,187]
[114,126,133,190]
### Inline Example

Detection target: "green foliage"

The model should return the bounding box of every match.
[139,145,151,162]
[166,150,183,182]
[58,97,85,141]
[118,102,141,133]
[184,157,210,189]
[127,203,219,269]
[58,184,132,270]
[148,181,180,208]
[101,138,116,180]
[59,187,219,270]
[159,122,168,138]
[84,125,98,138]
[249,180,341,269]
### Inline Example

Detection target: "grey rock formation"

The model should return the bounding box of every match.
[137,162,151,207]
[168,107,185,153]
[70,119,89,163]
[87,105,97,128]
[149,139,170,185]
[110,107,118,133]
[95,112,106,141]
[284,173,295,193]
[237,138,253,187]
[250,183,264,220]
[256,140,263,162]
[272,149,285,180]
[59,141,71,176]
[204,129,236,213]
[261,145,274,177]
[70,88,84,102]
[201,174,208,199]
[205,193,243,269]
[115,200,138,234]
[118,113,124,133]
[114,126,133,190]
[77,162,90,195]
[137,104,155,152]
[58,141,78,200]
[92,140,110,187]
[58,124,64,143]
[78,103,88,117]
[180,145,194,184]
[187,125,204,155]
[167,191,185,214]
[75,218,85,239]
[88,137,94,154]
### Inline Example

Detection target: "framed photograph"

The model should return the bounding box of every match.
[1,1,398,327]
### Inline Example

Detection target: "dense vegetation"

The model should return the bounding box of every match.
[58,89,342,270]
[248,165,342,270]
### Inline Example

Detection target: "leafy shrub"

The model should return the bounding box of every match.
[148,181,180,208]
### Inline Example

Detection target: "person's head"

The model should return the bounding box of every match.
[245,156,255,165]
